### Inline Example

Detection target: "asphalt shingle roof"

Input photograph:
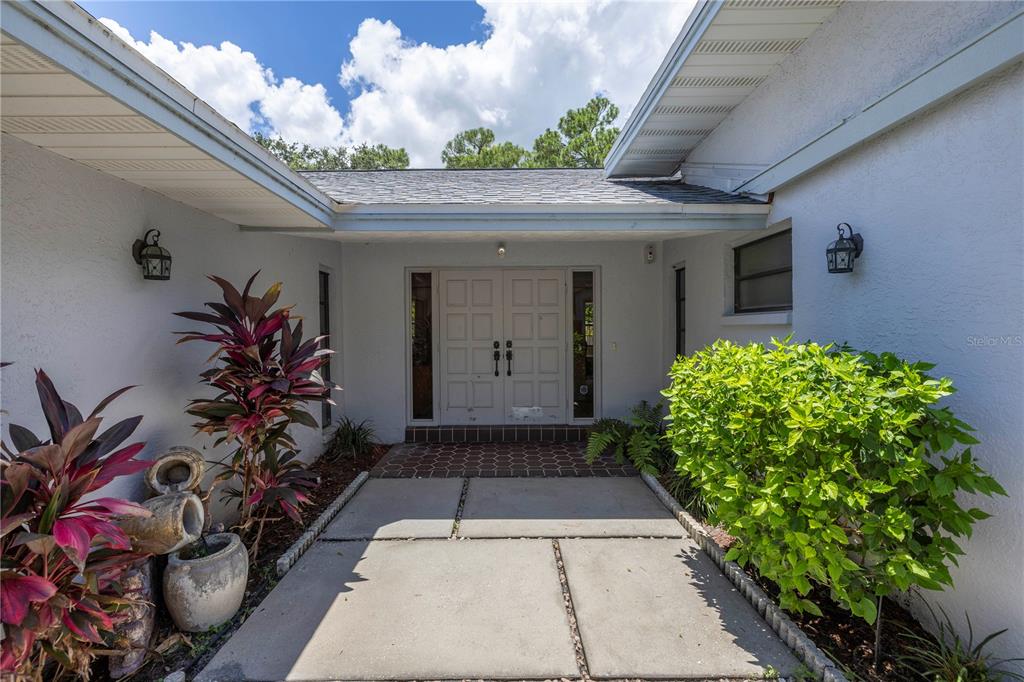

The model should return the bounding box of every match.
[300,168,762,206]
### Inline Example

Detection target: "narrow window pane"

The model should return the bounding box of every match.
[410,273,433,420]
[736,230,792,277]
[737,271,792,311]
[675,268,686,356]
[572,271,595,419]
[318,271,332,428]
[735,229,792,313]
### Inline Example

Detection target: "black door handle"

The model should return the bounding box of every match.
[505,340,513,376]
[493,341,500,376]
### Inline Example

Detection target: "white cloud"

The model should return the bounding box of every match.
[338,1,696,165]
[101,1,695,166]
[100,18,344,146]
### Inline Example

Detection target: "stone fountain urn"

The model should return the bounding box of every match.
[163,533,249,632]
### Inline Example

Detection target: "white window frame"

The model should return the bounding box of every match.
[722,218,794,324]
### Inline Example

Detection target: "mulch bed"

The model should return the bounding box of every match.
[104,445,389,681]
[664,480,933,682]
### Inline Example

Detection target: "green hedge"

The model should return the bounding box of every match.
[664,338,1005,624]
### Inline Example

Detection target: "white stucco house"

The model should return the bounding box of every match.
[1,0,1021,662]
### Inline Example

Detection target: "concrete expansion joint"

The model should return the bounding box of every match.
[450,477,472,538]
[639,472,849,682]
[552,539,593,681]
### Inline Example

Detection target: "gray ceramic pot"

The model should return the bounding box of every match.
[163,533,249,632]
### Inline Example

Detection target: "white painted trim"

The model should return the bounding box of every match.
[720,311,792,326]
[722,219,793,316]
[737,10,1024,194]
[334,202,770,216]
[604,0,724,177]
[678,161,770,195]
[328,206,770,235]
[4,1,338,227]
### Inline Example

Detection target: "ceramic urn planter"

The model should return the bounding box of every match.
[145,446,206,496]
[118,492,205,555]
[163,533,249,632]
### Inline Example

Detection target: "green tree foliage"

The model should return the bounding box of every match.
[441,127,529,169]
[253,132,409,171]
[664,338,1006,632]
[441,95,621,168]
[349,142,410,170]
[528,95,620,168]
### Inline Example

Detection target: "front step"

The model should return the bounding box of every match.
[404,424,590,444]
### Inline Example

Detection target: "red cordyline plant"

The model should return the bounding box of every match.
[1,370,151,680]
[175,272,331,555]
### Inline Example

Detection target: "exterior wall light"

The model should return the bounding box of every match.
[826,223,863,274]
[132,228,172,280]
[497,242,506,259]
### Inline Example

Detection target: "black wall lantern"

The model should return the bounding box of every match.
[132,229,172,280]
[826,222,863,274]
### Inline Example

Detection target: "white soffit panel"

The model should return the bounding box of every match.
[0,32,324,228]
[607,0,843,178]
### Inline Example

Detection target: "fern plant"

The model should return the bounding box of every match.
[586,418,631,463]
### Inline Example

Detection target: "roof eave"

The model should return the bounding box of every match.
[318,201,771,234]
[3,0,339,227]
[603,0,723,179]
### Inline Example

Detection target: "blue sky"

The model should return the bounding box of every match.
[82,1,694,166]
[80,1,488,119]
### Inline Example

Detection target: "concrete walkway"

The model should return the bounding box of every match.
[198,477,799,681]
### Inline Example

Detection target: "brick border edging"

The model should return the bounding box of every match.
[275,471,369,577]
[640,472,848,682]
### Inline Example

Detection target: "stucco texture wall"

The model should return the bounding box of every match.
[0,134,343,511]
[685,0,1024,661]
[340,240,668,442]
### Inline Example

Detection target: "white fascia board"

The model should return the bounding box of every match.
[3,1,338,227]
[603,0,723,178]
[332,202,770,217]
[737,10,1024,195]
[328,203,769,233]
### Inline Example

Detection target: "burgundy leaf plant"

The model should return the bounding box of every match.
[1,370,151,680]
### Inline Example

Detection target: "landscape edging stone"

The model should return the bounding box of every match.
[275,471,370,576]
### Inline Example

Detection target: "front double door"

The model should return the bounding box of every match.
[440,269,566,424]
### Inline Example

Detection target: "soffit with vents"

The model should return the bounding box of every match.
[1,4,335,229]
[605,0,843,178]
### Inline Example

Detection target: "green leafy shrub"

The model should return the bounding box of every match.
[899,604,1023,681]
[326,416,376,461]
[664,338,1006,630]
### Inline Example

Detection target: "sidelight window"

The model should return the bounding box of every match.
[572,271,595,419]
[410,272,433,420]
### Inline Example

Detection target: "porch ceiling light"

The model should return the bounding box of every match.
[132,228,172,281]
[826,223,863,274]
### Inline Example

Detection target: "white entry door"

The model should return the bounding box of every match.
[440,271,505,424]
[503,270,566,424]
[439,269,566,424]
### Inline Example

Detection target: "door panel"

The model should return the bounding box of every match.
[503,270,566,424]
[440,271,504,424]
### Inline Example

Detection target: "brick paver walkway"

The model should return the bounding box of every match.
[371,442,637,478]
